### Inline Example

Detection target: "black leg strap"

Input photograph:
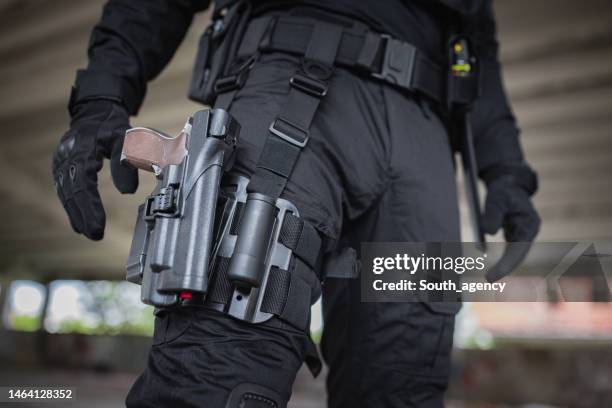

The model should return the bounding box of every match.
[213,16,276,111]
[278,213,321,272]
[247,22,342,199]
[207,213,322,330]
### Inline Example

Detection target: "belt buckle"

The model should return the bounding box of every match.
[372,34,417,90]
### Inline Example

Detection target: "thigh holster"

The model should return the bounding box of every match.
[125,14,354,338]
[123,109,322,332]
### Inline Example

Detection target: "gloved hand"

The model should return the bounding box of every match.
[52,99,138,240]
[481,175,540,242]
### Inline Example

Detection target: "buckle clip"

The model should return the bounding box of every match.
[269,117,309,148]
[214,55,257,94]
[290,73,328,97]
[372,35,417,90]
[214,74,244,93]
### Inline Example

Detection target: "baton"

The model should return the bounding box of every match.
[450,36,531,281]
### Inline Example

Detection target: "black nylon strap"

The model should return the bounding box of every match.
[260,262,313,331]
[305,22,341,64]
[256,16,444,104]
[207,246,319,330]
[279,262,311,331]
[248,22,342,199]
[206,251,318,330]
[356,32,384,68]
[279,214,303,249]
[214,89,238,110]
[412,52,444,103]
[279,214,321,271]
[260,266,291,317]
[214,17,274,111]
[237,16,274,59]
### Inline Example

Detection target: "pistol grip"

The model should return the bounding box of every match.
[121,127,188,172]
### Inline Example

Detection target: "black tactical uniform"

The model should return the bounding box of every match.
[52,1,540,407]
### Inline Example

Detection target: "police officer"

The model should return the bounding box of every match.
[52,0,540,406]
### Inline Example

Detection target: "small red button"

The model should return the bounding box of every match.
[179,291,193,300]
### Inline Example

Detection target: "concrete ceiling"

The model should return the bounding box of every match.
[0,0,611,280]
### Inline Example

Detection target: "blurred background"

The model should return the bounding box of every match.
[0,0,611,406]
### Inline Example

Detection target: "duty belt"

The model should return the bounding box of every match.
[217,15,446,105]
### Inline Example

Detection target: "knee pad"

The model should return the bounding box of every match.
[225,383,284,408]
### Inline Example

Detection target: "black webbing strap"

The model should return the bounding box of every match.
[278,213,321,272]
[247,22,342,199]
[253,16,444,104]
[206,256,317,330]
[260,266,291,318]
[260,258,319,331]
[261,260,323,376]
[213,16,275,111]
[236,16,274,59]
[213,88,238,111]
[213,52,254,110]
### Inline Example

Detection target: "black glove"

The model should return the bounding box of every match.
[52,99,138,240]
[481,175,540,242]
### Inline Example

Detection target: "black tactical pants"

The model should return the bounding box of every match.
[127,51,460,407]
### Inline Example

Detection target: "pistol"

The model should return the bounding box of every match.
[122,109,239,307]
